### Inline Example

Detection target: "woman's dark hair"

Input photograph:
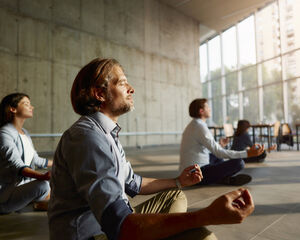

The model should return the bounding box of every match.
[71,58,122,115]
[189,98,207,118]
[234,120,251,137]
[0,93,29,127]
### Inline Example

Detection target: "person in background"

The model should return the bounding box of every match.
[48,58,255,240]
[0,93,52,214]
[180,98,265,186]
[231,120,276,163]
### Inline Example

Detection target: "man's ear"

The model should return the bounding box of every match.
[93,87,105,102]
[198,108,203,117]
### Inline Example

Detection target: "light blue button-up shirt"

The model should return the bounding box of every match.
[48,112,142,240]
[179,118,247,172]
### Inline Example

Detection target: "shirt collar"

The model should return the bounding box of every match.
[194,118,207,126]
[88,112,118,135]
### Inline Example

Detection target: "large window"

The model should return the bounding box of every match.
[222,27,237,73]
[199,0,300,128]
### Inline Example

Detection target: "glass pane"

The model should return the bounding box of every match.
[211,78,222,97]
[238,15,256,67]
[241,66,257,90]
[199,44,208,83]
[225,72,238,95]
[287,78,300,126]
[263,83,284,123]
[208,36,221,80]
[243,89,259,124]
[202,82,209,98]
[262,57,282,84]
[226,94,239,124]
[222,26,237,73]
[256,2,280,61]
[282,49,300,80]
[279,0,300,54]
[212,96,223,125]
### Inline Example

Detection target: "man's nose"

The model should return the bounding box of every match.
[128,84,134,94]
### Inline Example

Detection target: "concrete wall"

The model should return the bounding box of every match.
[0,0,201,151]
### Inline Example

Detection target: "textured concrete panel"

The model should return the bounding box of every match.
[144,0,160,54]
[81,0,105,35]
[18,17,51,59]
[52,26,81,66]
[0,52,17,98]
[188,65,201,88]
[18,57,52,133]
[0,8,17,53]
[126,48,145,79]
[0,0,17,10]
[80,33,108,64]
[51,62,80,149]
[124,0,145,50]
[0,0,201,149]
[53,0,80,28]
[19,0,52,21]
[104,0,126,46]
[52,63,79,133]
[159,3,198,65]
[145,81,161,119]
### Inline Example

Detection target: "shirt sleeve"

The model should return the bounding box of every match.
[23,130,47,169]
[123,159,142,198]
[197,124,247,159]
[63,129,132,240]
[0,130,29,180]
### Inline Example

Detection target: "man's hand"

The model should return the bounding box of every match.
[219,137,229,148]
[203,188,254,225]
[267,144,277,152]
[247,144,265,157]
[178,164,203,188]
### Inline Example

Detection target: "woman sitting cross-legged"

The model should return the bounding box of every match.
[0,93,52,214]
[231,120,276,163]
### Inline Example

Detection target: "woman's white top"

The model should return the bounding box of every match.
[19,133,35,166]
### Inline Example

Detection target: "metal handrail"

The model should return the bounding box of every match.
[30,131,182,138]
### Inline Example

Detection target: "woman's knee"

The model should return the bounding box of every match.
[35,180,50,200]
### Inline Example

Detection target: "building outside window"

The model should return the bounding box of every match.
[199,0,300,128]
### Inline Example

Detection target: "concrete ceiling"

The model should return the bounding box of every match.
[160,0,275,41]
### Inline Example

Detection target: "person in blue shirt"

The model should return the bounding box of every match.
[48,58,255,240]
[0,93,52,213]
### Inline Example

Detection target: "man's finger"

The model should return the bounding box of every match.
[224,188,246,201]
[241,189,254,206]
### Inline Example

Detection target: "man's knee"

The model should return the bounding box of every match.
[168,190,187,213]
[234,158,245,171]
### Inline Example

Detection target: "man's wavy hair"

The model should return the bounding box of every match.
[189,98,207,118]
[71,58,122,115]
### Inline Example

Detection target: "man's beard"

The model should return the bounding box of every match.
[106,92,134,116]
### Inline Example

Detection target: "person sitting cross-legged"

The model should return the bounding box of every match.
[231,120,276,163]
[48,58,255,240]
[179,98,265,186]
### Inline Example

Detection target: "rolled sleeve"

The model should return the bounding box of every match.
[0,132,26,176]
[101,199,132,240]
[198,124,247,159]
[125,174,142,198]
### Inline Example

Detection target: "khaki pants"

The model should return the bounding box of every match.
[95,190,217,240]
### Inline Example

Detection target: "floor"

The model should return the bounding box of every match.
[1,145,300,240]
